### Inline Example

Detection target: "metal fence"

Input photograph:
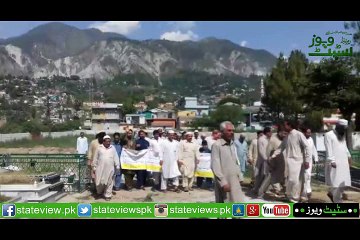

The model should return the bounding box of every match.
[313,151,360,183]
[0,154,88,192]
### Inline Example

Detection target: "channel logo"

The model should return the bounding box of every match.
[246,204,260,217]
[232,204,245,217]
[2,204,16,217]
[77,203,92,217]
[261,204,290,217]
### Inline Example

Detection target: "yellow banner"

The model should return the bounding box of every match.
[195,152,214,178]
[120,149,161,171]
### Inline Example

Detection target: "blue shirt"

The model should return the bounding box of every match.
[135,138,150,150]
[111,142,123,157]
[234,139,248,173]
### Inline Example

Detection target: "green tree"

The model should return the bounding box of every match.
[122,100,136,115]
[306,58,360,147]
[302,110,325,132]
[22,120,44,135]
[217,97,241,106]
[147,99,159,110]
[262,53,290,119]
[344,21,360,129]
[30,107,37,119]
[192,105,244,130]
[211,105,244,126]
[286,50,309,119]
[263,51,310,120]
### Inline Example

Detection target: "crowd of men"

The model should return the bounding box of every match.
[77,128,221,201]
[76,118,353,203]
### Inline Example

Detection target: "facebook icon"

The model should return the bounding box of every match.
[2,204,16,217]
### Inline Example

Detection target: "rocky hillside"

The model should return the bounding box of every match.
[0,22,276,79]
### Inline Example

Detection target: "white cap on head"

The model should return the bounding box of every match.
[201,133,206,137]
[194,130,199,133]
[337,119,348,127]
[185,132,193,136]
[103,135,111,140]
[168,130,175,134]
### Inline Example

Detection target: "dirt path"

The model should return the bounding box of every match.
[58,179,360,203]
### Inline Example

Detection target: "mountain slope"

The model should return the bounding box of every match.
[0,23,276,79]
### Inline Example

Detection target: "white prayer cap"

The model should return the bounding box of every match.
[185,132,193,136]
[337,119,348,127]
[194,130,199,133]
[103,135,111,140]
[168,130,175,134]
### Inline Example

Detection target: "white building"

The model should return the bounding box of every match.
[181,97,209,117]
[83,102,123,131]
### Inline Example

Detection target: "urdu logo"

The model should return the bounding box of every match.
[308,31,353,58]
[2,204,16,217]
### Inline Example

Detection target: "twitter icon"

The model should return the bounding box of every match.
[77,204,92,217]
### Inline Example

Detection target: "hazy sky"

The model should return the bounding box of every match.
[0,21,350,58]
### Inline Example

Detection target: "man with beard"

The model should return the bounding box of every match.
[92,135,120,201]
[87,131,106,192]
[135,130,150,190]
[178,132,200,192]
[121,129,136,191]
[149,130,163,191]
[324,119,352,203]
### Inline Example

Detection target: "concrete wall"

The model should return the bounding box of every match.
[0,133,32,142]
[1,130,360,150]
[0,130,96,143]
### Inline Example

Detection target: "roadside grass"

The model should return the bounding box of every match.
[0,135,93,148]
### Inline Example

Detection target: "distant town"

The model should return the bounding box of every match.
[0,75,266,133]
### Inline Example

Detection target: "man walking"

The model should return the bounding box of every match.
[234,134,248,182]
[271,120,311,203]
[324,119,352,203]
[211,121,245,202]
[253,127,272,196]
[248,131,263,186]
[87,131,106,192]
[301,127,319,200]
[92,135,120,201]
[258,125,287,198]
